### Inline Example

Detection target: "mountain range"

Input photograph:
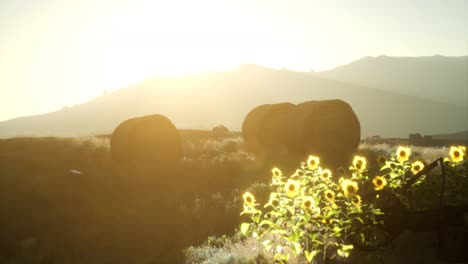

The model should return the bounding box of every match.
[318,55,468,107]
[0,55,466,139]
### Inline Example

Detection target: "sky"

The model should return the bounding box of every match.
[0,0,467,122]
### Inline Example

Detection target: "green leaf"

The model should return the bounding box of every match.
[292,242,302,255]
[354,217,364,224]
[332,226,343,234]
[343,244,354,251]
[310,232,318,240]
[259,220,274,228]
[240,223,250,235]
[288,207,295,216]
[338,244,354,258]
[305,250,319,262]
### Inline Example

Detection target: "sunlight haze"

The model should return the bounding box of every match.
[0,0,467,122]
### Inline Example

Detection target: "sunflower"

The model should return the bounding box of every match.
[458,146,467,155]
[324,190,335,202]
[302,196,315,211]
[337,167,346,177]
[341,179,359,198]
[396,146,411,163]
[242,192,256,206]
[272,167,283,178]
[352,156,367,172]
[285,179,300,197]
[265,193,280,208]
[377,155,387,167]
[372,176,387,191]
[450,146,465,163]
[291,169,304,180]
[320,169,332,180]
[307,155,320,170]
[411,161,425,175]
[351,195,362,206]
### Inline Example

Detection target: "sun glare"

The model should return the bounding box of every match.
[85,0,275,89]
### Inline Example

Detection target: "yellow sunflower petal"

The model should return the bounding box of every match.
[372,176,387,191]
[411,161,425,175]
[396,146,411,163]
[307,155,320,170]
[450,146,464,163]
[352,156,367,172]
[285,179,301,197]
[341,179,359,198]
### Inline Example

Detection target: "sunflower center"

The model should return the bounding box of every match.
[379,157,386,163]
[304,200,311,207]
[376,179,382,185]
[246,197,252,203]
[414,165,420,171]
[347,185,355,193]
[289,185,295,191]
[390,163,397,169]
[454,151,460,157]
[356,161,362,169]
[400,151,406,157]
[323,173,329,178]
[310,160,315,165]
[352,197,358,203]
[327,193,333,199]
[272,200,279,206]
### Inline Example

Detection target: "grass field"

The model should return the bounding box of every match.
[0,131,466,263]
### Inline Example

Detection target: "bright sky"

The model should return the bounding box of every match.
[0,0,467,122]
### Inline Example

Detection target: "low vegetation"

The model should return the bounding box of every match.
[185,145,467,264]
[0,133,465,263]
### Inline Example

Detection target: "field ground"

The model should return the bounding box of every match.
[0,130,466,263]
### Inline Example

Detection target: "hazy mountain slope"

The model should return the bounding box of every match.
[0,65,467,138]
[432,131,468,141]
[318,55,468,107]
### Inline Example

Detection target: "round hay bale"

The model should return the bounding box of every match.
[257,103,295,150]
[110,117,144,164]
[242,103,296,152]
[110,114,182,169]
[284,100,361,167]
[242,104,275,152]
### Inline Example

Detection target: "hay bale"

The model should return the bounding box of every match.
[242,103,295,152]
[110,117,143,164]
[110,114,182,169]
[284,100,361,167]
[212,125,229,137]
[257,103,295,150]
[242,104,275,152]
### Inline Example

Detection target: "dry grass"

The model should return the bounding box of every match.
[358,142,449,163]
[0,134,464,263]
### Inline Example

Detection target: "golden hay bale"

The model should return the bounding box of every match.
[110,114,182,169]
[257,103,295,150]
[242,103,296,152]
[110,117,143,164]
[284,100,361,167]
[242,104,275,152]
